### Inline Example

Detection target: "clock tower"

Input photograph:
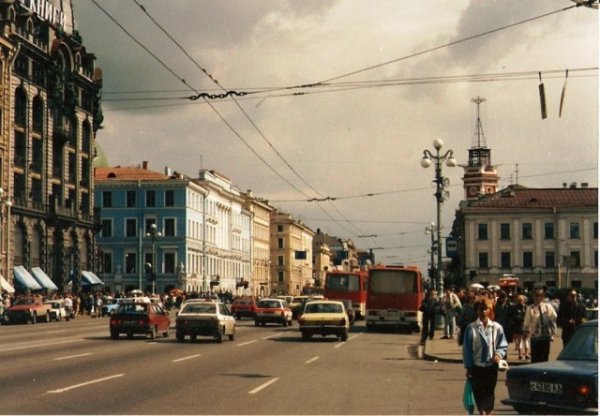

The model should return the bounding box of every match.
[462,97,499,200]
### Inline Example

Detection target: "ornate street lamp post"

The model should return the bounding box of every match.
[421,138,456,293]
[425,222,437,290]
[146,223,162,295]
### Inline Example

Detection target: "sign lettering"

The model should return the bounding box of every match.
[16,0,65,28]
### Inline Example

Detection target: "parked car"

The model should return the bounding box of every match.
[175,300,235,343]
[44,299,68,321]
[109,297,171,339]
[254,298,293,327]
[586,307,597,321]
[298,300,350,342]
[6,297,52,324]
[230,297,257,320]
[289,296,311,319]
[502,320,598,414]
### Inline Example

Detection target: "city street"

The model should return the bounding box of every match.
[0,315,521,415]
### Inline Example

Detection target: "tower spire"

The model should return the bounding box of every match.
[471,96,487,148]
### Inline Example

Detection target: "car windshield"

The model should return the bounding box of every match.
[235,299,251,305]
[14,298,35,305]
[258,300,281,308]
[181,303,216,314]
[558,324,598,361]
[305,303,343,314]
[116,303,148,314]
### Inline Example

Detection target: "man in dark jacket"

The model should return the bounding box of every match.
[420,290,439,345]
[557,289,587,347]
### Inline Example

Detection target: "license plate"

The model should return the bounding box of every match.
[529,381,563,394]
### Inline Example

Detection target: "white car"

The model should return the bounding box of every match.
[44,300,68,321]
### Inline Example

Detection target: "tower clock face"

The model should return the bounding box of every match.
[469,186,479,196]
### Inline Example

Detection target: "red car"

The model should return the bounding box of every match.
[230,297,257,320]
[109,298,170,339]
[254,298,293,327]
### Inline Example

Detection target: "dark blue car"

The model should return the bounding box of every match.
[502,320,598,414]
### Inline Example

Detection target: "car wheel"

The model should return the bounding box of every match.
[228,326,235,341]
[127,332,134,339]
[148,326,158,340]
[190,334,197,342]
[44,312,50,323]
[282,319,287,327]
[110,330,119,339]
[301,331,311,342]
[340,329,348,342]
[162,327,169,338]
[176,332,185,342]
[31,313,37,324]
[216,327,224,343]
[513,406,532,415]
[254,320,259,327]
[236,313,241,320]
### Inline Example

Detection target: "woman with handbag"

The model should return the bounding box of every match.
[523,287,557,363]
[462,297,508,415]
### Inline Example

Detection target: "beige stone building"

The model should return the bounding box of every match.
[270,211,314,295]
[243,191,274,297]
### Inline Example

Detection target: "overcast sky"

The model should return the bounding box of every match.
[71,0,598,273]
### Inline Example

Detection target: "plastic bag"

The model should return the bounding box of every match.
[463,379,475,415]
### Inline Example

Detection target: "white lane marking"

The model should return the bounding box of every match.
[261,334,281,340]
[54,353,93,361]
[349,333,361,341]
[305,356,320,364]
[172,354,201,363]
[47,374,125,394]
[249,377,280,395]
[334,342,346,349]
[237,340,258,347]
[0,338,82,353]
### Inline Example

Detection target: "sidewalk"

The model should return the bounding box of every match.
[423,330,563,365]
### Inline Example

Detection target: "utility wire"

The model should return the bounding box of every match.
[130,0,366,237]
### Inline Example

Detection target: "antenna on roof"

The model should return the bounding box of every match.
[471,96,487,148]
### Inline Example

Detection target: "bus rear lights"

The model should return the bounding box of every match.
[578,385,591,396]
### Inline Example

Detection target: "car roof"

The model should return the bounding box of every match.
[305,300,344,305]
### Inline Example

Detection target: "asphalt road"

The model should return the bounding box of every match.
[0,314,518,415]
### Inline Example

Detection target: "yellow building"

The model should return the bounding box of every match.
[244,191,274,297]
[270,211,314,295]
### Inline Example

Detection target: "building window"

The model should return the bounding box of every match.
[277,225,283,232]
[544,222,554,239]
[278,255,284,266]
[523,251,533,268]
[500,223,511,240]
[500,252,511,269]
[101,219,112,237]
[595,251,598,268]
[570,251,581,267]
[146,190,156,207]
[571,280,582,289]
[278,271,284,282]
[102,191,112,208]
[522,223,533,240]
[478,252,488,269]
[569,222,580,239]
[164,218,175,237]
[477,224,488,240]
[594,222,598,239]
[125,219,137,238]
[545,251,555,268]
[145,218,157,234]
[278,238,284,249]
[165,190,175,207]
[126,191,136,208]
[164,252,176,274]
[125,252,137,274]
[102,252,113,274]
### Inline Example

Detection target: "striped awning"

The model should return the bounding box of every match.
[0,275,15,294]
[81,271,104,286]
[13,266,43,291]
[31,267,59,291]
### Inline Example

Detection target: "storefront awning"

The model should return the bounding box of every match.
[13,266,43,291]
[81,271,104,286]
[0,275,15,294]
[31,267,59,291]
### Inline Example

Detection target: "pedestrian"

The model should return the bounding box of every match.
[508,294,529,360]
[95,294,103,318]
[557,289,587,347]
[457,290,478,346]
[419,289,439,345]
[441,287,462,339]
[493,291,511,343]
[462,296,508,415]
[523,287,557,363]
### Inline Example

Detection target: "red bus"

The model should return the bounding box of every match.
[365,265,423,332]
[323,270,368,318]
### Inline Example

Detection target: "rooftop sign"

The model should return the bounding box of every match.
[16,0,65,28]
